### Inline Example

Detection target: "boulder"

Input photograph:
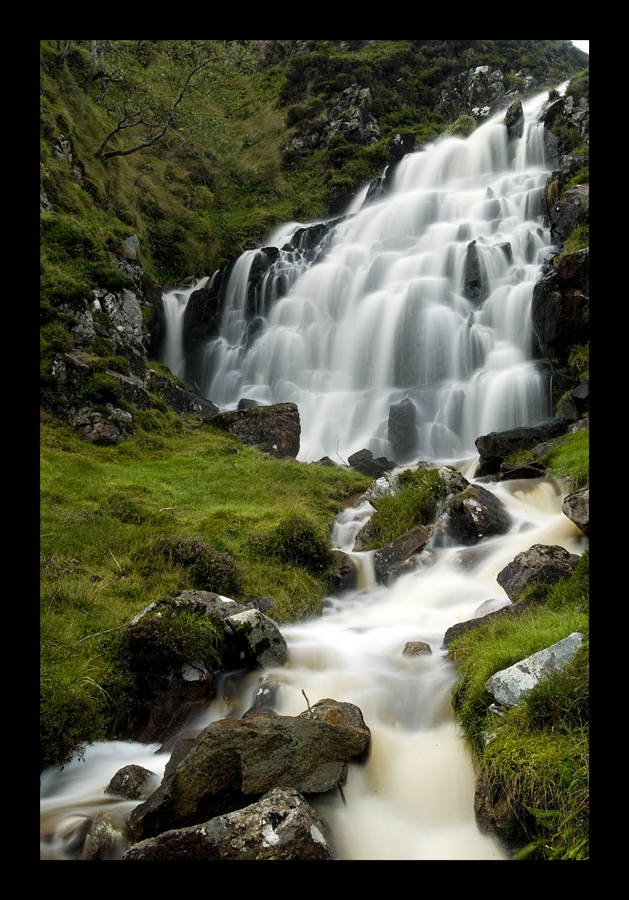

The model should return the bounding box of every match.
[442,597,541,648]
[474,418,577,476]
[439,484,510,545]
[348,448,397,477]
[562,485,589,537]
[210,402,300,458]
[373,524,433,583]
[504,98,523,141]
[496,544,581,601]
[82,810,129,861]
[105,765,159,801]
[128,699,370,841]
[485,632,586,708]
[123,788,333,860]
[226,608,288,669]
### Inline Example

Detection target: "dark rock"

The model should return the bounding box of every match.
[330,550,359,594]
[463,240,488,303]
[225,607,288,669]
[348,449,396,477]
[504,98,523,141]
[475,418,578,476]
[82,810,129,861]
[439,484,510,545]
[531,248,588,365]
[128,699,371,841]
[241,676,282,719]
[373,525,433,582]
[496,543,581,601]
[388,398,417,461]
[210,402,300,458]
[123,788,333,860]
[442,597,542,648]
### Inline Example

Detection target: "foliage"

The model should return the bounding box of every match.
[252,514,335,575]
[153,536,245,597]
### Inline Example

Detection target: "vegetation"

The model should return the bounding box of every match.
[40,410,371,768]
[448,551,589,858]
[361,466,446,550]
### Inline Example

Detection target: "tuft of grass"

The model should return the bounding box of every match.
[538,429,589,491]
[361,467,445,550]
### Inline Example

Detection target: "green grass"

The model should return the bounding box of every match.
[360,467,446,550]
[40,410,371,767]
[448,550,589,858]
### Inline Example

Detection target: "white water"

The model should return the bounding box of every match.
[41,84,586,860]
[159,86,565,463]
[40,474,587,860]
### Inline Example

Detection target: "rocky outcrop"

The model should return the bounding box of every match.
[210,402,301,458]
[531,248,589,366]
[128,699,371,842]
[474,418,578,477]
[123,788,334,860]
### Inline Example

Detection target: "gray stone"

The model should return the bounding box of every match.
[226,608,289,668]
[485,632,586,708]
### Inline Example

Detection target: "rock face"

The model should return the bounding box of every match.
[531,248,589,365]
[485,632,585,708]
[128,699,371,842]
[210,402,301,458]
[123,788,334,860]
[496,544,580,601]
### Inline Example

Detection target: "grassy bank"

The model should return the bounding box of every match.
[40,408,371,768]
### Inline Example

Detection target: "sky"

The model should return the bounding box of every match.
[571,40,589,54]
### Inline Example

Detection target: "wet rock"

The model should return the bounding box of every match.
[439,484,510,545]
[82,810,129,860]
[123,788,333,860]
[226,608,288,669]
[105,765,158,801]
[373,524,433,582]
[388,398,417,461]
[128,700,370,841]
[402,641,432,656]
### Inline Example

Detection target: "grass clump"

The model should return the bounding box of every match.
[361,466,445,550]
[538,429,589,491]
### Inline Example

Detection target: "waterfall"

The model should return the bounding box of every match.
[41,84,585,861]
[161,86,562,464]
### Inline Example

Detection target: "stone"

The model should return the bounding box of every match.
[123,788,333,860]
[105,765,158,801]
[128,699,370,841]
[226,608,289,668]
[402,641,432,656]
[496,544,581,601]
[485,632,586,708]
[373,525,433,582]
[210,402,300,458]
[562,485,589,536]
[439,484,510,545]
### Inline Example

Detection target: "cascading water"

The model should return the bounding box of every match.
[161,86,562,464]
[41,84,587,860]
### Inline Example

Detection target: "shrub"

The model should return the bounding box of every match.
[40,685,105,770]
[256,515,334,575]
[156,536,244,597]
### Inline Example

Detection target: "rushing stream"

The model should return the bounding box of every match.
[41,83,586,859]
